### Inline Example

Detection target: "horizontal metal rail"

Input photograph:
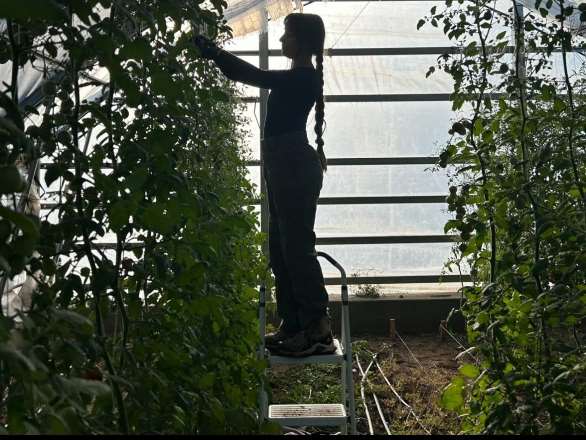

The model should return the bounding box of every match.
[233,47,462,56]
[242,93,454,103]
[325,274,471,285]
[232,46,576,57]
[242,93,504,103]
[63,234,460,251]
[317,195,447,204]
[40,195,447,210]
[317,235,459,245]
[78,242,144,250]
[40,157,441,169]
[245,157,440,166]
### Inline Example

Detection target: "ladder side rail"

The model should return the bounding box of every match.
[258,261,272,423]
[258,282,267,422]
[341,281,357,434]
[316,251,357,435]
[258,282,267,359]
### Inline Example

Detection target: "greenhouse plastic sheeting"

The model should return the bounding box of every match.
[226,0,584,292]
[225,0,295,36]
[4,0,583,295]
[0,5,111,113]
[231,1,460,288]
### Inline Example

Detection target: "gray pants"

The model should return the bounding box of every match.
[262,130,329,332]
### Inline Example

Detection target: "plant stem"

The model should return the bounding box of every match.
[69,7,128,432]
[558,0,586,223]
[471,0,497,283]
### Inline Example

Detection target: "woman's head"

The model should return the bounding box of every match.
[280,13,325,59]
[281,13,328,172]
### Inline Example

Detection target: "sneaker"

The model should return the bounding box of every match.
[265,323,298,348]
[271,316,336,357]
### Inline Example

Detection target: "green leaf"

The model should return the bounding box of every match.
[553,98,567,112]
[44,163,63,187]
[68,0,94,25]
[444,219,462,233]
[0,0,67,21]
[473,118,483,136]
[125,166,149,191]
[198,372,215,389]
[0,93,24,131]
[142,204,174,234]
[109,200,132,232]
[441,376,465,410]
[11,234,37,257]
[0,206,40,240]
[7,390,26,433]
[52,310,93,334]
[459,363,480,378]
[58,377,111,397]
[0,344,37,371]
[0,165,26,194]
[120,38,152,61]
[569,187,582,199]
[47,413,69,434]
[115,74,141,107]
[152,70,180,100]
[452,122,467,135]
[261,421,283,434]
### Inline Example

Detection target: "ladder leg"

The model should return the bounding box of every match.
[342,286,357,435]
[258,282,268,422]
[341,361,348,435]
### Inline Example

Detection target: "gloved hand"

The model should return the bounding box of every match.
[194,35,221,59]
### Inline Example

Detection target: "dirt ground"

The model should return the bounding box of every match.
[267,333,466,435]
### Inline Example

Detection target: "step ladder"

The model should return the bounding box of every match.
[257,251,357,435]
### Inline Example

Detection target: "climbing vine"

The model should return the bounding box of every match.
[420,0,586,434]
[0,0,269,434]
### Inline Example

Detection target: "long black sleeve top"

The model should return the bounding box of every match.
[212,50,320,138]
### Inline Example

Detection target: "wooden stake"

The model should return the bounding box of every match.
[389,319,396,340]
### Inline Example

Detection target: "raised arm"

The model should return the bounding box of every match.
[212,49,291,89]
[194,35,291,90]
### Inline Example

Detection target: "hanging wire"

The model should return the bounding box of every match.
[395,331,424,370]
[252,99,261,128]
[439,322,480,364]
[327,1,371,52]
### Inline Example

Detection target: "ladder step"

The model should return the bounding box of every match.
[268,404,347,427]
[268,338,345,366]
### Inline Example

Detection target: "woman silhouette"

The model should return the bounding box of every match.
[195,13,334,357]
